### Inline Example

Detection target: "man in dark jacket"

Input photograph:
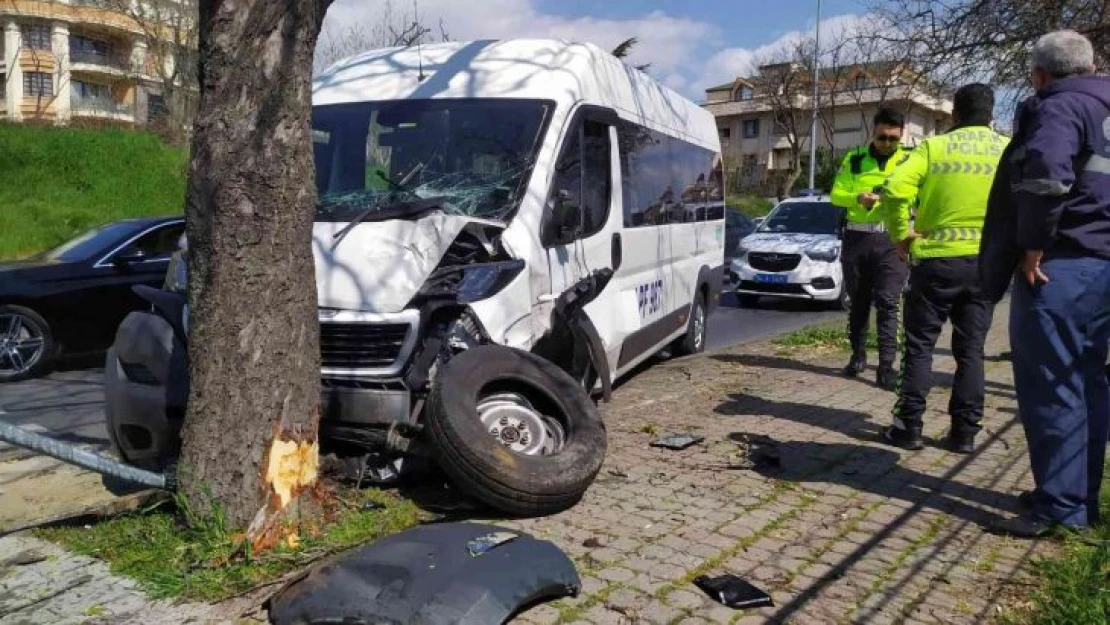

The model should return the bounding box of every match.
[980,30,1110,538]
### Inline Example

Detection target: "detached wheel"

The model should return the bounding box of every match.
[672,293,708,356]
[0,305,53,383]
[425,345,607,517]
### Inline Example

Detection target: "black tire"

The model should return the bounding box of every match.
[834,284,851,312]
[671,292,708,357]
[424,345,607,517]
[0,305,54,383]
[737,294,761,308]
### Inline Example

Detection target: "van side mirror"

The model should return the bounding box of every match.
[542,189,584,247]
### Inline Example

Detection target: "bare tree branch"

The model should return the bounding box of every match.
[314,0,449,73]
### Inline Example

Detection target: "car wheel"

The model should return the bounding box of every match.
[424,345,607,517]
[835,284,851,311]
[0,305,54,383]
[671,293,708,357]
[737,294,761,308]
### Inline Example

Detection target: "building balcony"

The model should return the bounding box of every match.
[70,50,133,76]
[70,96,134,120]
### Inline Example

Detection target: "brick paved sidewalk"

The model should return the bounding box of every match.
[508,302,1051,624]
[0,301,1050,624]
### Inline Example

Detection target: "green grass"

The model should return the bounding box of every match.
[0,123,187,260]
[1004,469,1110,624]
[36,488,423,602]
[726,194,774,219]
[772,322,878,351]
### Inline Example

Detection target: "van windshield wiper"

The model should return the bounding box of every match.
[329,196,449,251]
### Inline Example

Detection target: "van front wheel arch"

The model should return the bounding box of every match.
[425,345,607,517]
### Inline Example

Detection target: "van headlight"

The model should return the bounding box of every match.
[164,249,189,294]
[804,242,840,263]
[417,260,526,304]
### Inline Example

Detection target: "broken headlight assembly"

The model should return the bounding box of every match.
[417,259,525,304]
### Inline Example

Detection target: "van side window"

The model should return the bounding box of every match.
[618,120,724,227]
[551,119,612,237]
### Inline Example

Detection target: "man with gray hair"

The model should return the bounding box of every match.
[980,29,1110,538]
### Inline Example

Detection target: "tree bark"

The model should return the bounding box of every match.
[180,0,333,539]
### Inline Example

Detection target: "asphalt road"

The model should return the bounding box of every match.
[0,294,843,454]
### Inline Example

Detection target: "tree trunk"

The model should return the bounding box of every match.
[777,152,803,200]
[180,0,333,541]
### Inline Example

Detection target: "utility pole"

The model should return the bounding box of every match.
[807,0,822,191]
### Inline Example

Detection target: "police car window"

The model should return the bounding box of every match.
[758,202,840,235]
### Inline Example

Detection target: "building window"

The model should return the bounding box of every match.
[719,127,731,139]
[854,74,867,90]
[21,23,52,51]
[148,93,168,121]
[70,35,114,64]
[736,85,754,101]
[23,72,53,97]
[73,80,110,101]
[742,119,760,139]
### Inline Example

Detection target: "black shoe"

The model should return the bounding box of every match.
[843,351,867,378]
[876,365,897,390]
[881,425,924,451]
[988,515,1084,539]
[1017,490,1036,510]
[944,432,976,454]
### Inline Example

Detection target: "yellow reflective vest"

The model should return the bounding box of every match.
[830,145,911,225]
[881,126,1010,259]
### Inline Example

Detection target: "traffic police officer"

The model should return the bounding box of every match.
[880,83,1009,453]
[831,108,911,389]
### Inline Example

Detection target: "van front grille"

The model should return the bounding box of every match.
[319,322,410,370]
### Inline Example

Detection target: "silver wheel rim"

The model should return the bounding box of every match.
[692,305,706,351]
[0,313,46,376]
[477,391,566,456]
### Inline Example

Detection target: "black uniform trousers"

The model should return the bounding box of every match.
[841,230,908,365]
[892,256,994,436]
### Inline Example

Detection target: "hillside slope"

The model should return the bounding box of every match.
[0,124,187,260]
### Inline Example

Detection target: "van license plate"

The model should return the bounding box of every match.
[755,274,788,284]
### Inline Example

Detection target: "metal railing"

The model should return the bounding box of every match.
[70,96,133,117]
[70,49,132,71]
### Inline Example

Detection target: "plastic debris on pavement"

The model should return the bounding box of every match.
[693,574,774,609]
[650,433,705,450]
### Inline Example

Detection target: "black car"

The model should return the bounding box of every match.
[724,209,758,262]
[0,217,185,382]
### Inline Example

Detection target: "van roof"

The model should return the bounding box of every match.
[312,38,720,150]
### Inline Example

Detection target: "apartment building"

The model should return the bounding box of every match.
[1,0,181,126]
[704,61,954,191]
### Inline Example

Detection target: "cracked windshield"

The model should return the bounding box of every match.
[312,99,553,222]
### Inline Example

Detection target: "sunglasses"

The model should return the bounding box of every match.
[875,134,902,142]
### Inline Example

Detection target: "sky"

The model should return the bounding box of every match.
[321,0,871,101]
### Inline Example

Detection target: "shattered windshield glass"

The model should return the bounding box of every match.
[312,99,554,222]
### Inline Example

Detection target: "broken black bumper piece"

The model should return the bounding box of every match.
[693,574,774,610]
[268,522,580,625]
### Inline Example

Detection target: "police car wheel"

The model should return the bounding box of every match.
[425,344,607,517]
